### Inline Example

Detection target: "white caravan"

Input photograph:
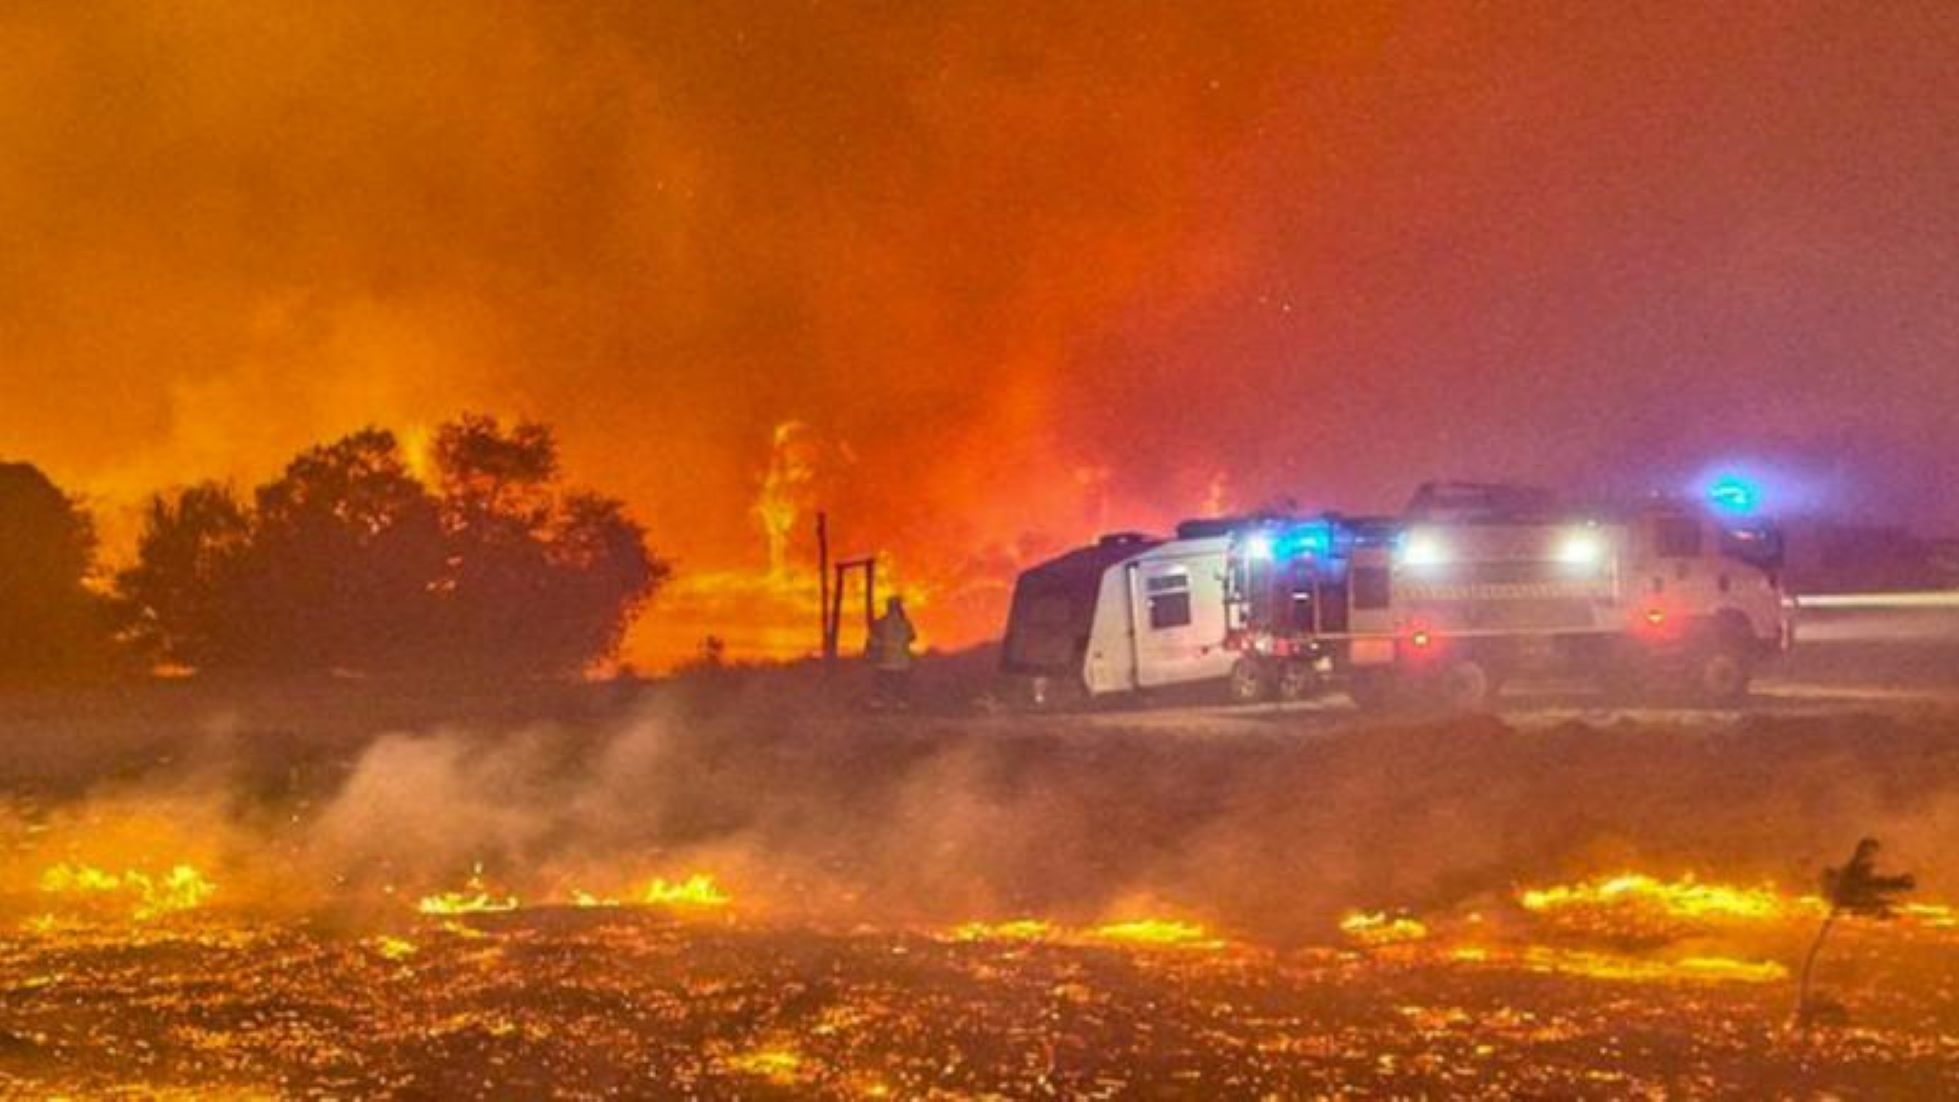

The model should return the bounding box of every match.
[1001,525,1239,704]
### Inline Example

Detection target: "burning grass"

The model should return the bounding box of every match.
[939,916,1223,951]
[1518,872,1815,930]
[416,867,520,917]
[38,862,216,921]
[641,873,731,910]
[6,687,1959,1094]
[1339,910,1431,946]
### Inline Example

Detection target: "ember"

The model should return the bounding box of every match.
[3,904,1955,1097]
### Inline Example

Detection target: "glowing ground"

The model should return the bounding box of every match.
[8,670,1959,1097]
[3,896,1957,1099]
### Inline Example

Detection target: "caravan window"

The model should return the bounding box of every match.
[1145,571,1192,630]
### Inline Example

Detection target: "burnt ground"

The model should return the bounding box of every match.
[1,611,1958,1097]
[2,907,1956,1099]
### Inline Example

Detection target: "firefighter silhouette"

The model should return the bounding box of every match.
[868,596,916,707]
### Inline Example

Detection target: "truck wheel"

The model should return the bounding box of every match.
[1227,658,1272,704]
[1436,659,1495,713]
[1694,647,1752,705]
[1276,661,1317,702]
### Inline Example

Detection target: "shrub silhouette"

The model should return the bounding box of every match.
[0,462,112,684]
[1795,837,1915,1032]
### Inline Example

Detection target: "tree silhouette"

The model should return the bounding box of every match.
[117,482,253,668]
[0,462,111,684]
[532,490,665,669]
[247,428,446,671]
[1795,838,1915,1031]
[435,413,558,527]
[115,416,666,678]
[432,415,666,674]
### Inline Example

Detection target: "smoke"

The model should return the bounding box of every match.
[6,3,1955,667]
[10,676,1959,945]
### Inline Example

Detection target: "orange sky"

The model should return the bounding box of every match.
[3,3,1955,667]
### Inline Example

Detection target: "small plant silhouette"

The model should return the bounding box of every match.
[1794,838,1915,1032]
[698,635,728,669]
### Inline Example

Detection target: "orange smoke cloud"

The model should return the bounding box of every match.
[3,3,1954,666]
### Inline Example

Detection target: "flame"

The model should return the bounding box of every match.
[416,867,518,916]
[641,873,731,910]
[39,862,215,920]
[1088,918,1221,949]
[753,420,817,582]
[412,871,729,915]
[941,917,1223,950]
[1517,873,1815,926]
[369,935,419,961]
[1201,469,1231,516]
[947,919,1056,943]
[1339,911,1431,946]
[1342,872,1958,989]
[723,1044,809,1086]
[1515,947,1788,985]
[399,422,436,483]
[644,421,831,663]
[1899,902,1957,929]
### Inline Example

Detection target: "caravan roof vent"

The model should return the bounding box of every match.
[1097,531,1153,548]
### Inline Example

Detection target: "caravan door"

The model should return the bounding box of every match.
[1131,542,1233,689]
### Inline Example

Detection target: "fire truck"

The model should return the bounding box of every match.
[1220,482,1793,710]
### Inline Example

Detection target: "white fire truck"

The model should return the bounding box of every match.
[1221,483,1793,709]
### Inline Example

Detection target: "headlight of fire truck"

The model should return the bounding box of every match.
[1554,528,1605,566]
[1398,530,1450,568]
